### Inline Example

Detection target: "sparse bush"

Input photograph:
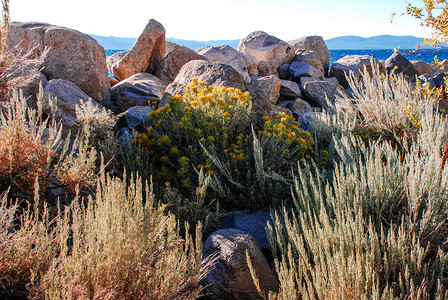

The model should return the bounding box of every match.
[0,172,206,299]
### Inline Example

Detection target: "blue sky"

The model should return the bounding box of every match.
[10,0,430,41]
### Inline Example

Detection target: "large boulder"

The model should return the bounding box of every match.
[110,73,166,112]
[302,80,344,107]
[288,36,330,76]
[160,60,247,107]
[196,45,250,82]
[330,55,383,88]
[385,53,416,81]
[43,79,104,135]
[237,31,294,69]
[156,43,206,85]
[8,22,110,104]
[201,229,279,300]
[107,19,166,81]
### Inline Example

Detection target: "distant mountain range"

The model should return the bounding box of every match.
[88,34,240,50]
[87,34,437,51]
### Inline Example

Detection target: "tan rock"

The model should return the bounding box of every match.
[108,19,166,81]
[289,36,330,76]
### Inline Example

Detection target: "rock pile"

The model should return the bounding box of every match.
[6,19,447,300]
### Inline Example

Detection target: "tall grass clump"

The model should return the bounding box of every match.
[267,66,448,299]
[0,172,206,299]
[131,79,321,211]
[313,62,435,155]
[0,88,98,198]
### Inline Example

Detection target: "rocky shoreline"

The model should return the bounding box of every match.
[5,19,448,299]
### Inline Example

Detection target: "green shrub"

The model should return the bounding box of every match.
[133,79,321,210]
[267,72,448,299]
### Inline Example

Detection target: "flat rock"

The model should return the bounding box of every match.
[107,19,166,81]
[280,79,302,99]
[111,73,166,112]
[290,61,323,83]
[292,49,325,77]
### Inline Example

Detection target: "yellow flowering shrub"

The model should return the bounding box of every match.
[134,79,321,209]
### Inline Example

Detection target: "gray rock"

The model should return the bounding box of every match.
[290,97,313,114]
[257,60,279,77]
[330,55,383,88]
[433,72,447,88]
[160,60,247,107]
[238,31,294,69]
[107,19,166,81]
[418,74,436,89]
[202,229,279,300]
[302,80,344,107]
[292,49,325,78]
[111,73,166,112]
[290,61,323,83]
[125,106,153,129]
[297,111,321,130]
[157,43,206,85]
[277,63,291,80]
[9,22,110,104]
[248,75,281,127]
[196,45,250,82]
[280,79,302,99]
[43,79,104,135]
[385,52,416,81]
[288,36,330,76]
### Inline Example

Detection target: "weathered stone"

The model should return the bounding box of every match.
[257,60,279,77]
[330,55,383,88]
[9,22,110,104]
[43,79,104,135]
[157,44,206,85]
[418,74,435,89]
[411,60,433,77]
[277,63,291,80]
[290,97,313,114]
[248,75,281,127]
[297,111,321,130]
[196,45,250,82]
[280,79,302,99]
[111,73,166,112]
[302,80,344,107]
[288,36,330,76]
[385,52,416,81]
[241,53,259,76]
[290,61,322,83]
[161,60,247,107]
[238,31,294,69]
[125,106,153,129]
[293,49,325,77]
[107,19,166,81]
[6,60,48,108]
[300,76,341,90]
[201,229,279,300]
[433,72,447,88]
[270,104,293,118]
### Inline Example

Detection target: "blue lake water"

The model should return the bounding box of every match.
[106,48,448,76]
